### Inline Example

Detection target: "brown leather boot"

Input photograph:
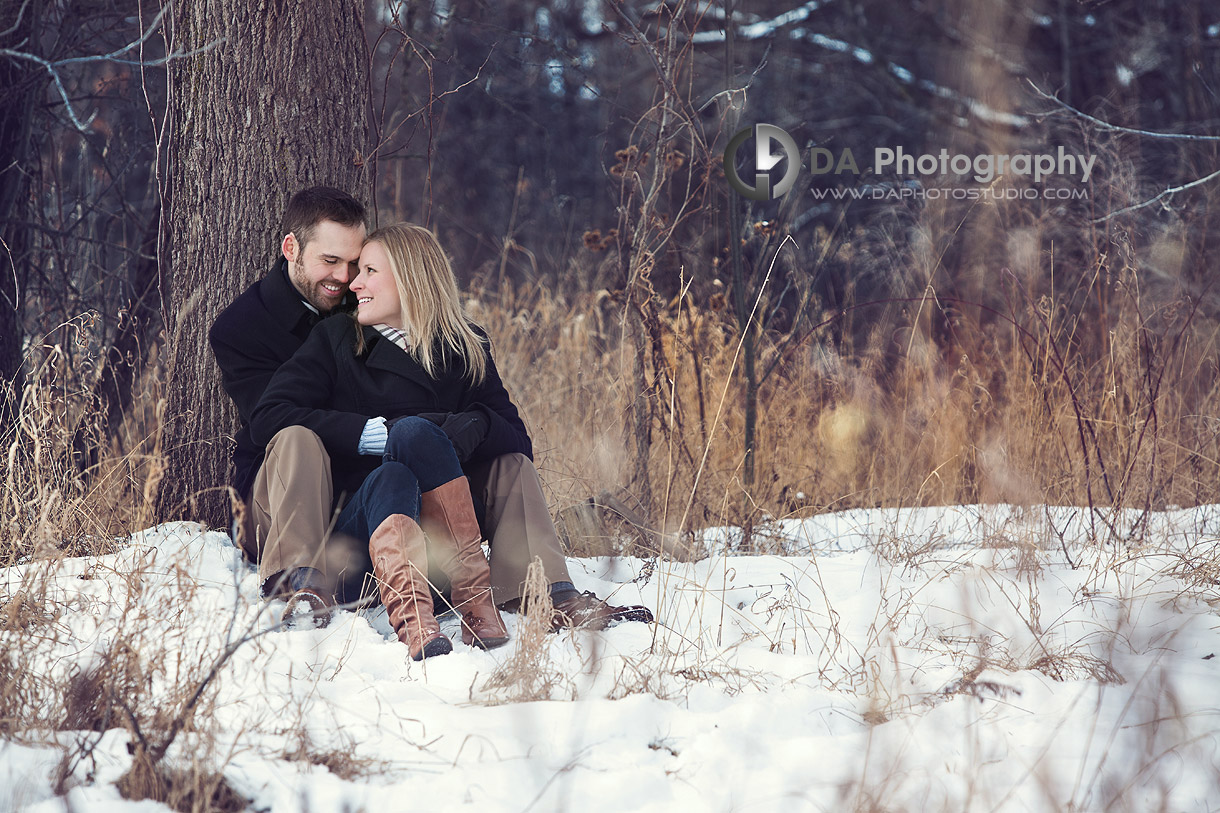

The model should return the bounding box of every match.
[420,478,509,650]
[369,513,452,660]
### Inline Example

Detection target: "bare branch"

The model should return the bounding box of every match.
[1095,167,1220,223]
[0,0,33,40]
[57,3,172,66]
[1029,81,1220,142]
[0,46,95,130]
[695,14,1029,129]
[365,45,493,165]
[689,0,832,44]
[0,234,16,313]
[0,2,223,133]
[697,42,770,114]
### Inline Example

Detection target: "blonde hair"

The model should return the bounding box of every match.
[358,222,487,383]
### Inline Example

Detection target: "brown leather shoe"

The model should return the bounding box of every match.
[551,591,654,631]
[420,478,509,650]
[460,605,510,650]
[281,587,335,629]
[369,513,452,660]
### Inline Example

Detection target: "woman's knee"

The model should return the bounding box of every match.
[386,416,453,461]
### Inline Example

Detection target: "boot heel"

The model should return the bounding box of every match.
[462,611,509,649]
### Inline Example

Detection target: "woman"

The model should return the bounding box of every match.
[251,223,529,660]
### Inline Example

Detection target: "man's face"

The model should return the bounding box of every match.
[283,219,366,313]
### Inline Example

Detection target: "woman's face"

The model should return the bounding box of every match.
[351,240,403,328]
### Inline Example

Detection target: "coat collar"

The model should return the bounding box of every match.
[360,325,441,393]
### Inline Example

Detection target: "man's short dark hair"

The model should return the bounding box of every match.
[281,187,367,251]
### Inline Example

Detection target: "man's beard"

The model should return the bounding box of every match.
[291,257,342,313]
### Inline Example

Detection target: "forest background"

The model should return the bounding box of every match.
[3,0,1219,560]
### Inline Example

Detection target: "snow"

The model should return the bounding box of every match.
[3,505,1220,811]
[784,28,1029,129]
[689,4,1029,130]
[690,0,830,43]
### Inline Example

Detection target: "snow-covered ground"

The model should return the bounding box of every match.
[3,505,1220,811]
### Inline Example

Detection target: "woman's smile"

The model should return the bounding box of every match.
[351,240,403,328]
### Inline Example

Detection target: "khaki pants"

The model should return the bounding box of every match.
[244,427,571,605]
[467,452,573,605]
[245,426,367,598]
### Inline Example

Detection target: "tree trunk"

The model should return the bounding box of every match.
[158,0,369,526]
[0,0,41,431]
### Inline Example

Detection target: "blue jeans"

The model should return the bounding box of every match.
[334,417,464,541]
[384,416,464,491]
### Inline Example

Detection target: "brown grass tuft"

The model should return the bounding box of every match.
[477,557,574,704]
[115,755,247,813]
[282,728,391,780]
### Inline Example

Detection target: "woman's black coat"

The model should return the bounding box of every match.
[250,314,533,501]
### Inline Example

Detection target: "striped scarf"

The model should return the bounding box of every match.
[373,324,409,352]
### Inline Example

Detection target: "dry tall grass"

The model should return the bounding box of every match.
[2,338,164,566]
[476,255,1220,556]
[9,259,1213,563]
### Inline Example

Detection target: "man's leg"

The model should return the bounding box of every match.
[466,453,573,606]
[468,453,655,628]
[250,425,362,598]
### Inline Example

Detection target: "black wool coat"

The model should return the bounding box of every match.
[209,259,340,498]
[250,314,533,501]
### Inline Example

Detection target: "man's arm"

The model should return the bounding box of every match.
[249,323,368,458]
[209,318,285,426]
[458,340,533,463]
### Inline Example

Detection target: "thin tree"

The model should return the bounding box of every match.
[0,2,39,430]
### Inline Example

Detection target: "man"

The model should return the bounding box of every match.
[210,186,652,631]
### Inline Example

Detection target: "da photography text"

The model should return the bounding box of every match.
[724,123,1097,201]
[817,145,1097,184]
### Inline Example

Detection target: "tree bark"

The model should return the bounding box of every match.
[158,0,369,526]
[0,0,42,431]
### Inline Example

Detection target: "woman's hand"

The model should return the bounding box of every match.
[387,410,490,462]
[438,410,490,462]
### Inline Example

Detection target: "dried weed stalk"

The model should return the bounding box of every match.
[477,557,574,704]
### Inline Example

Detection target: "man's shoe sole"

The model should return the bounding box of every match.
[468,634,509,650]
[281,589,334,629]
